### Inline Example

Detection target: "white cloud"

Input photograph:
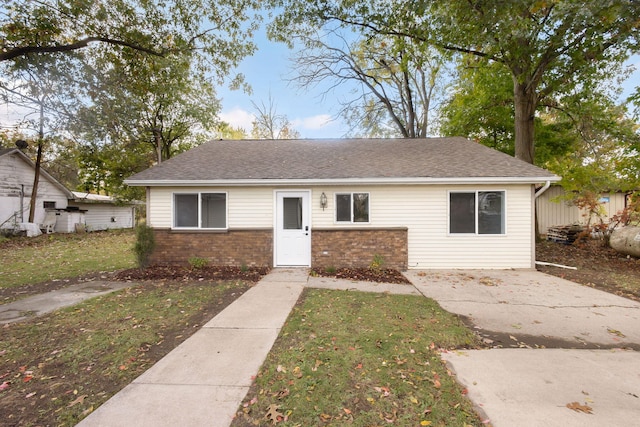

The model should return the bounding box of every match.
[219,107,254,131]
[293,114,333,130]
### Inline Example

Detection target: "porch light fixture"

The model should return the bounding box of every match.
[320,192,328,210]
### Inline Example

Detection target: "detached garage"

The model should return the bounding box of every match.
[69,192,138,231]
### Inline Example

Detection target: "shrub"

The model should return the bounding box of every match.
[369,254,385,271]
[188,257,209,269]
[133,223,155,268]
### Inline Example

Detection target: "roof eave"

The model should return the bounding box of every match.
[125,176,561,187]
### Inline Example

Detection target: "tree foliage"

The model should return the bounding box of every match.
[269,0,640,163]
[2,0,261,199]
[289,30,448,138]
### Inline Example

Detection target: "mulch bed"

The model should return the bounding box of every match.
[114,265,270,282]
[310,267,411,284]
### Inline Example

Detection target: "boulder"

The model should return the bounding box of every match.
[610,226,640,258]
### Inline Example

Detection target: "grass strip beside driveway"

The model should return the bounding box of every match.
[233,288,485,426]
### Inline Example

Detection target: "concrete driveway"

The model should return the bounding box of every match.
[404,270,640,426]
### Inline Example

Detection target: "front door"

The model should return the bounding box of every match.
[275,191,311,266]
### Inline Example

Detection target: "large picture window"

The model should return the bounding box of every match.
[449,191,505,235]
[336,192,369,223]
[174,193,227,229]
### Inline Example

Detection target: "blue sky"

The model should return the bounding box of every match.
[217,29,354,139]
[218,29,640,139]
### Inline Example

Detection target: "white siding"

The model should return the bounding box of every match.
[149,187,274,228]
[312,185,533,269]
[536,186,629,234]
[69,203,136,231]
[0,152,68,228]
[149,184,534,269]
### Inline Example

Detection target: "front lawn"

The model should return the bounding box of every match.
[233,288,485,426]
[0,279,253,426]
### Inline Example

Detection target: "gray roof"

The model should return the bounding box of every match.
[126,137,559,185]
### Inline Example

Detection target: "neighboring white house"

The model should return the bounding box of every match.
[536,185,630,235]
[1,147,138,235]
[69,191,137,231]
[125,138,561,269]
[0,148,73,232]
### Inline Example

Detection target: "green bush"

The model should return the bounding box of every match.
[188,257,209,269]
[134,224,155,268]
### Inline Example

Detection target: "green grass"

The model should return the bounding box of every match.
[0,279,251,426]
[0,230,136,289]
[233,288,484,426]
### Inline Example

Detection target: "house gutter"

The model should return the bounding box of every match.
[534,180,552,199]
[125,176,562,187]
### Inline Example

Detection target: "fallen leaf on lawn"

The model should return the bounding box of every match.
[433,379,441,389]
[420,421,432,426]
[276,365,286,373]
[23,375,33,383]
[25,392,36,398]
[409,396,419,404]
[0,381,10,391]
[509,335,518,341]
[264,404,284,424]
[292,366,302,378]
[566,401,593,414]
[273,388,290,400]
[68,394,88,407]
[343,408,352,415]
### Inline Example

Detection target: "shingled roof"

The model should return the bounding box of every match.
[125,137,559,185]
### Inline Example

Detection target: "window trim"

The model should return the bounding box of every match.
[334,192,371,224]
[448,190,506,236]
[172,191,228,230]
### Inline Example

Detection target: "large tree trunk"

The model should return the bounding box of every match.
[513,80,537,164]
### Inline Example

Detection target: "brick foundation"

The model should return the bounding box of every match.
[150,227,408,269]
[311,228,408,270]
[150,228,273,267]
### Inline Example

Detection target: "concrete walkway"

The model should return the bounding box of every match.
[405,270,640,427]
[76,268,308,427]
[0,281,134,324]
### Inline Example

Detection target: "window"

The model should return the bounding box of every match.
[174,193,226,229]
[43,201,56,209]
[449,191,505,234]
[336,193,369,223]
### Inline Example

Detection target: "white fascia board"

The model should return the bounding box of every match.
[125,175,561,187]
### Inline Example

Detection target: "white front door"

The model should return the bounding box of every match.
[275,191,311,266]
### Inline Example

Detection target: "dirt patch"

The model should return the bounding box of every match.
[310,267,411,284]
[114,265,270,282]
[536,239,640,302]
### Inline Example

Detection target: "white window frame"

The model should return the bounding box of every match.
[335,192,370,224]
[172,192,228,230]
[448,190,506,235]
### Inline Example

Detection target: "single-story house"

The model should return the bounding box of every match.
[536,185,631,234]
[69,192,137,231]
[0,147,73,232]
[125,137,561,269]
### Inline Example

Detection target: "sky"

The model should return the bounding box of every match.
[217,28,354,139]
